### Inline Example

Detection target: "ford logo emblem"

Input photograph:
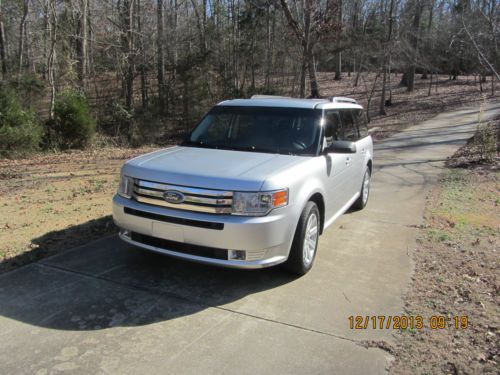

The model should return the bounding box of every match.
[164,190,185,204]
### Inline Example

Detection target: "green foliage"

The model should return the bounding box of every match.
[46,90,96,149]
[0,87,42,157]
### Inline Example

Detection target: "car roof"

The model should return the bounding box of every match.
[217,96,363,110]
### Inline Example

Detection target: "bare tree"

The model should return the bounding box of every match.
[380,0,396,115]
[76,0,88,84]
[46,0,57,118]
[0,0,8,76]
[461,16,500,82]
[18,0,30,75]
[406,0,424,92]
[121,0,134,111]
[157,0,165,113]
[334,0,342,80]
[279,0,341,97]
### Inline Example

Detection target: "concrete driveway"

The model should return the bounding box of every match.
[1,103,499,375]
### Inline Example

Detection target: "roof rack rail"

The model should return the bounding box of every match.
[330,97,357,104]
[250,95,291,99]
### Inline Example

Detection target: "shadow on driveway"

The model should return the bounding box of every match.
[0,233,296,332]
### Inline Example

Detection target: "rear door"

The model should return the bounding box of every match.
[338,109,362,196]
[322,110,353,218]
[351,109,371,183]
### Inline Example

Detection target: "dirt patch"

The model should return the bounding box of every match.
[0,146,160,274]
[390,167,499,375]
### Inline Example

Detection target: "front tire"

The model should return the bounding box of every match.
[352,167,371,210]
[284,202,320,276]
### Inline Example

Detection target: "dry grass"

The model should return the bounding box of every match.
[390,167,499,375]
[0,146,157,273]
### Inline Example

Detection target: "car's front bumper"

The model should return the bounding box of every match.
[112,195,297,269]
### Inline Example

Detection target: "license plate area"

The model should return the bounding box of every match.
[152,222,184,243]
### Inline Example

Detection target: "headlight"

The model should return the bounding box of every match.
[118,175,134,199]
[232,189,288,216]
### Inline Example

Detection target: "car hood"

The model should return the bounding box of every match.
[122,146,307,191]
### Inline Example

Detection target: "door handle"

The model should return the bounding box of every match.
[361,148,366,154]
[345,157,352,166]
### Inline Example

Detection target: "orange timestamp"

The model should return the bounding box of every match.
[348,315,469,330]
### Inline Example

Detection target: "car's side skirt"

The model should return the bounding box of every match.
[323,192,360,231]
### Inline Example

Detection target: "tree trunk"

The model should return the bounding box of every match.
[334,52,341,80]
[42,4,48,79]
[122,0,134,112]
[157,0,165,113]
[334,0,342,80]
[87,1,92,75]
[299,51,307,98]
[379,67,387,115]
[265,3,273,91]
[427,71,433,96]
[136,0,147,110]
[308,48,319,97]
[47,0,57,119]
[18,0,29,75]
[0,0,8,77]
[380,0,395,114]
[75,0,88,85]
[387,57,393,105]
[407,0,423,92]
[363,72,380,123]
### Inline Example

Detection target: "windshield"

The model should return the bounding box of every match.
[182,106,322,156]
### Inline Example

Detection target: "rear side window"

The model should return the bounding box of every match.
[353,109,369,139]
[323,111,342,147]
[339,110,359,141]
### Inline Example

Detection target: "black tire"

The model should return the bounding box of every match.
[283,201,320,276]
[352,167,371,210]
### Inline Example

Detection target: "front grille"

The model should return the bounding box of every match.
[124,207,224,230]
[131,232,228,260]
[133,179,233,214]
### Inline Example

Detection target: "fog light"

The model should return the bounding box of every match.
[119,228,130,238]
[228,250,246,260]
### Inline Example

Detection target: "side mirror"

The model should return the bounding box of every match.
[324,140,357,154]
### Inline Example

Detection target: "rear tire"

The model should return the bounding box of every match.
[352,167,371,210]
[283,202,320,276]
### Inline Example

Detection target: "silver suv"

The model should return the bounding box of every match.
[113,96,373,275]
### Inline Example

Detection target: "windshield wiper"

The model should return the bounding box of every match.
[182,141,282,154]
[181,140,218,149]
[230,145,276,153]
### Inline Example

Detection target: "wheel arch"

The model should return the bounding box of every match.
[308,192,325,234]
[367,159,373,172]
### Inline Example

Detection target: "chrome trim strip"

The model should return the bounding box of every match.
[135,195,232,214]
[133,187,232,205]
[137,180,233,198]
